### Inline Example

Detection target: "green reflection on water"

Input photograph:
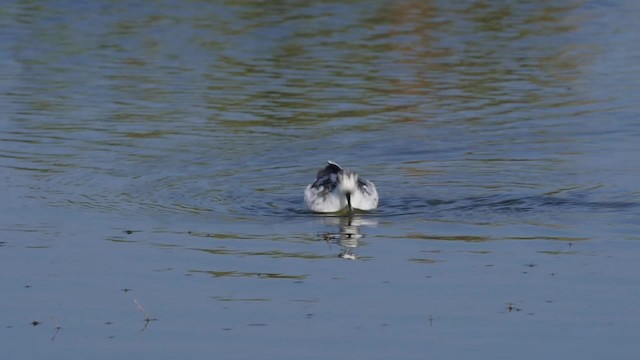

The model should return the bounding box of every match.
[407,258,444,264]
[190,270,308,280]
[211,296,271,302]
[191,247,332,259]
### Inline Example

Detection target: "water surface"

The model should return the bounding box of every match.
[1,0,640,359]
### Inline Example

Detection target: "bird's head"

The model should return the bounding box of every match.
[338,171,358,212]
[338,171,358,194]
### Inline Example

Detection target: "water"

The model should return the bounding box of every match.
[1,0,640,358]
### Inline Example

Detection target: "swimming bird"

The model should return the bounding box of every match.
[304,161,378,213]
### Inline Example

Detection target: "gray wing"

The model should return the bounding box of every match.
[310,161,343,194]
[357,178,375,195]
[311,172,339,194]
[316,161,342,179]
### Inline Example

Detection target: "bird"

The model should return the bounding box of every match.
[304,161,378,213]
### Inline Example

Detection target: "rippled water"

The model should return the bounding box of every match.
[2,0,640,359]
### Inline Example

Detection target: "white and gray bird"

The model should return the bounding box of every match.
[304,161,378,213]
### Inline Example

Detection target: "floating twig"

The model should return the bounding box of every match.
[51,317,62,341]
[134,299,157,333]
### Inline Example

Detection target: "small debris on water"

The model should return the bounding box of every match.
[51,317,62,341]
[506,302,522,312]
[134,299,158,333]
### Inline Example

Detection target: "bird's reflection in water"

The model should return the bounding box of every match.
[319,215,377,260]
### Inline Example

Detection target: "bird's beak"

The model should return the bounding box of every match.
[346,192,352,212]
